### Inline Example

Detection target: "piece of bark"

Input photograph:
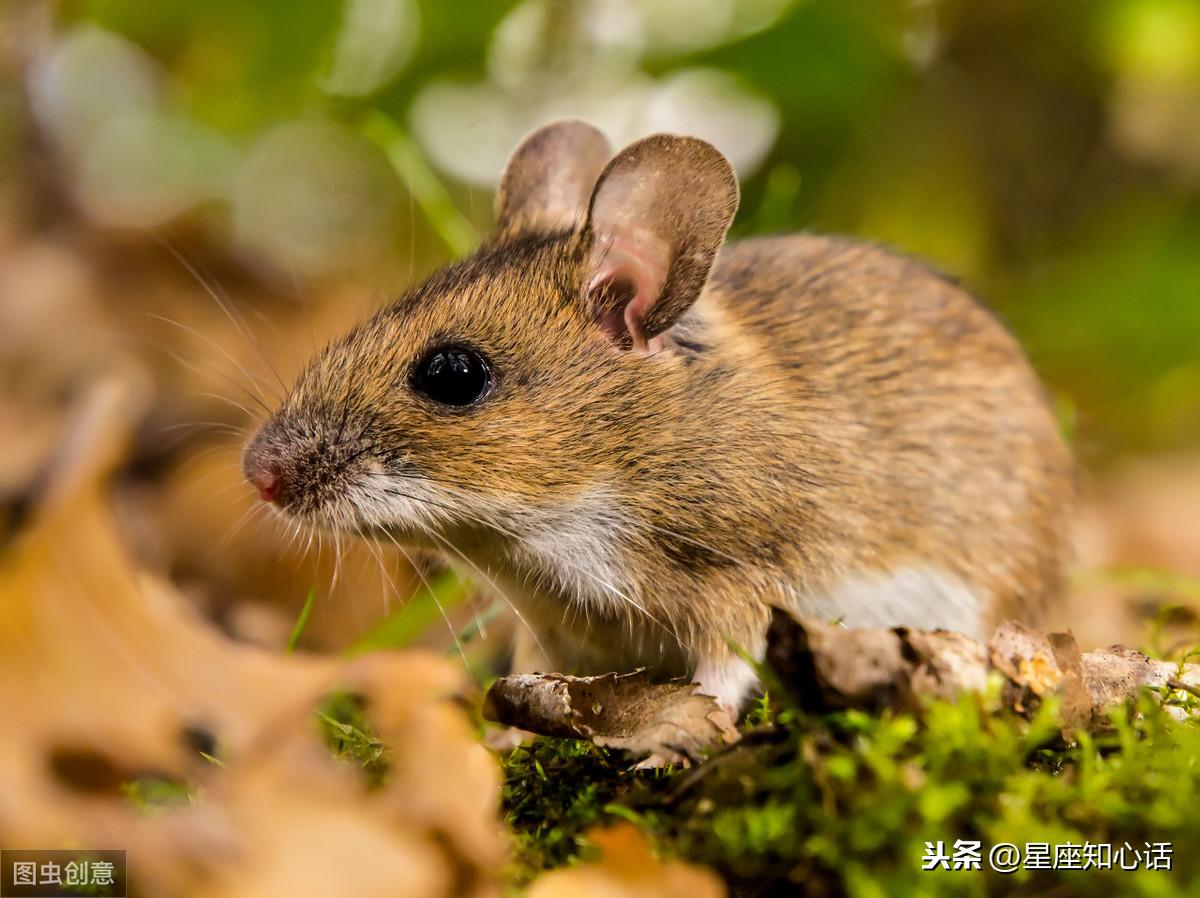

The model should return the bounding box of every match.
[904,628,991,700]
[1047,631,1092,730]
[767,609,1200,732]
[483,671,739,765]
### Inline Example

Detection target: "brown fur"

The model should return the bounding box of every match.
[244,123,1073,711]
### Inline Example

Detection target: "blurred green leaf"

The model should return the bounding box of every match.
[346,567,472,655]
[360,109,478,257]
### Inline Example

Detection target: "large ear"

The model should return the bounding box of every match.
[584,134,738,352]
[493,119,612,241]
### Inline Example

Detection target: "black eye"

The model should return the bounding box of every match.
[413,345,492,407]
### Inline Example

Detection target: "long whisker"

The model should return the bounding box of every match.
[353,479,533,656]
[155,341,271,423]
[353,477,544,651]
[368,521,434,619]
[149,314,274,415]
[288,518,306,558]
[375,527,469,668]
[155,236,289,397]
[157,420,248,438]
[219,501,270,553]
[359,530,397,617]
[190,390,262,422]
[553,554,686,651]
[360,474,687,647]
[330,522,345,595]
[425,528,549,665]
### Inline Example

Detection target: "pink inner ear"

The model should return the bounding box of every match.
[588,235,669,352]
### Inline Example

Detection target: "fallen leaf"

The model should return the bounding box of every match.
[526,825,725,898]
[0,373,505,897]
[483,671,739,765]
[766,608,1200,732]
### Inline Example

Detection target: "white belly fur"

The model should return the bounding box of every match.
[794,566,986,639]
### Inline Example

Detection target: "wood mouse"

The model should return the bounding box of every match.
[243,120,1073,714]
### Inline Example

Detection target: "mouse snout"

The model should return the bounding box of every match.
[248,461,281,503]
[243,436,288,507]
[242,416,367,517]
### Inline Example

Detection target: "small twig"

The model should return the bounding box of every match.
[1167,678,1200,701]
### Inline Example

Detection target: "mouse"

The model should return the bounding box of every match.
[242,119,1073,715]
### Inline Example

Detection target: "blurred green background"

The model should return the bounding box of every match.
[14,0,1197,463]
[5,0,1199,460]
[1,0,1198,651]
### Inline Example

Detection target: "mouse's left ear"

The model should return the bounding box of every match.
[493,119,612,242]
[583,135,738,352]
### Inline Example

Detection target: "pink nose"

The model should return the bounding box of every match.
[249,466,281,504]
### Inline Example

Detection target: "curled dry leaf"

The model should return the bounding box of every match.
[483,671,739,765]
[526,824,725,898]
[0,374,504,898]
[766,609,1200,733]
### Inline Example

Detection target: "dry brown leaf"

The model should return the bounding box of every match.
[526,825,725,898]
[0,374,505,897]
[483,671,739,765]
[766,609,1200,732]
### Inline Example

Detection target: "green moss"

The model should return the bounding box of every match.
[315,690,389,789]
[500,685,1200,895]
[500,738,649,882]
[121,774,194,812]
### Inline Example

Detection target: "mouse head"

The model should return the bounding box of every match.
[243,120,738,544]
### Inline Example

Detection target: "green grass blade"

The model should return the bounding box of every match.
[286,588,318,653]
[347,568,473,656]
[456,598,504,647]
[359,109,479,258]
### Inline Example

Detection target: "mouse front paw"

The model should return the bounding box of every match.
[691,651,760,719]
